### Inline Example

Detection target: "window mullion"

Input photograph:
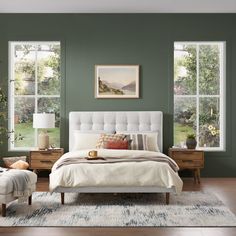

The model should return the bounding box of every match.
[9,44,15,150]
[196,44,200,148]
[35,46,38,147]
[219,43,226,150]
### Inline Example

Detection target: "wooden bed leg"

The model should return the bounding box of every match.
[28,195,32,205]
[166,193,170,205]
[61,193,65,205]
[2,204,6,217]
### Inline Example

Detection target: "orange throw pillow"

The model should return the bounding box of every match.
[10,160,29,170]
[106,140,129,149]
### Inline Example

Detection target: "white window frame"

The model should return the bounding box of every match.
[8,41,61,151]
[174,41,226,151]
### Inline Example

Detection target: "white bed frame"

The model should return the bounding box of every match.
[56,111,175,204]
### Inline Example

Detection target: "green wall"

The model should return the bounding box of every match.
[0,14,235,177]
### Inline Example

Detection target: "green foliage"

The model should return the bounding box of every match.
[187,133,196,139]
[199,45,220,95]
[174,44,221,147]
[14,123,60,148]
[0,88,24,145]
[174,45,196,95]
[174,45,220,95]
[0,88,8,144]
[174,122,194,145]
[14,44,60,126]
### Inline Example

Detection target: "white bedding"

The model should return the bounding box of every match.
[49,149,183,194]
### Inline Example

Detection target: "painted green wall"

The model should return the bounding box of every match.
[0,14,235,176]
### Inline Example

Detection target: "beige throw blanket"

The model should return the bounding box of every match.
[54,155,179,172]
[2,169,31,202]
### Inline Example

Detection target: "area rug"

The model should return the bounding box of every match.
[1,191,236,226]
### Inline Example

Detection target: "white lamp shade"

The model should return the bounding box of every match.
[33,113,55,129]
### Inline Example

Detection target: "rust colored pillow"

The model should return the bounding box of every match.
[106,140,129,149]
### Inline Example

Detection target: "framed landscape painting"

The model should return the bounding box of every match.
[95,65,140,98]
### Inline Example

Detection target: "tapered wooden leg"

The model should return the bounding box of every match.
[166,193,170,205]
[2,204,6,217]
[61,193,65,205]
[28,195,32,205]
[197,168,201,184]
[193,169,197,183]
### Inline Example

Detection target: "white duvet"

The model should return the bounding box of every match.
[49,149,183,194]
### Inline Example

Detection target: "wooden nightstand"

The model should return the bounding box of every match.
[29,148,64,173]
[168,148,204,184]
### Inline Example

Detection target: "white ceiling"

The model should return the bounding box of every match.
[0,0,236,13]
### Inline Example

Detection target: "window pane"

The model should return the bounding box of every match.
[38,97,60,147]
[37,44,61,95]
[174,97,196,147]
[174,44,196,95]
[14,45,36,95]
[9,42,61,150]
[199,97,220,148]
[199,45,220,95]
[14,97,35,147]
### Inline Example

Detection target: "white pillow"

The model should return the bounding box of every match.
[72,131,113,151]
[117,131,159,152]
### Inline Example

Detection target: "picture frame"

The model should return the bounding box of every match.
[95,65,140,98]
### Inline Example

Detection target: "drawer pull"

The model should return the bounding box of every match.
[182,152,195,154]
[40,160,53,164]
[39,152,52,155]
[182,160,193,163]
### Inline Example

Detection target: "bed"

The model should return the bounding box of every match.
[49,111,183,204]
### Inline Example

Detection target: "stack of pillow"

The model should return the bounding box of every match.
[72,131,159,152]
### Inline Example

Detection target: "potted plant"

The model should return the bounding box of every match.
[186,133,197,149]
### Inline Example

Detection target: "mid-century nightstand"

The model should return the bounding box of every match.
[168,148,204,183]
[29,148,64,173]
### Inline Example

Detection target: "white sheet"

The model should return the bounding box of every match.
[49,149,183,194]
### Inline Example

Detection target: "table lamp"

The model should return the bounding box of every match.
[33,113,55,150]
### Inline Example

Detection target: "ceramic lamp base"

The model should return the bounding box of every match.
[38,131,49,150]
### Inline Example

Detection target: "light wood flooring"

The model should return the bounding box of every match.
[1,178,236,236]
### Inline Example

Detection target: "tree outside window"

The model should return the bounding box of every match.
[9,42,61,150]
[174,42,225,151]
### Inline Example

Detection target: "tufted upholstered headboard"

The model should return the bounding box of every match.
[69,111,163,152]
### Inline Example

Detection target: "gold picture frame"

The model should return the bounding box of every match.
[95,65,140,98]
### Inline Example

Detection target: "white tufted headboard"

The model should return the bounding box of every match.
[69,111,163,152]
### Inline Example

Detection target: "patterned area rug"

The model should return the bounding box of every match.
[1,191,236,226]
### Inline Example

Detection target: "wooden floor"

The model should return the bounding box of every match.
[1,178,236,236]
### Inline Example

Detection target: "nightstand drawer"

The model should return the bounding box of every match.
[30,152,61,160]
[175,159,204,169]
[29,148,64,172]
[30,159,56,169]
[168,148,204,184]
[171,151,203,161]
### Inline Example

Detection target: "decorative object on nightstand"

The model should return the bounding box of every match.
[168,148,204,184]
[186,133,197,149]
[29,148,64,173]
[33,113,55,150]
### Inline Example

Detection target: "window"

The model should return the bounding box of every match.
[9,42,61,151]
[174,42,225,151]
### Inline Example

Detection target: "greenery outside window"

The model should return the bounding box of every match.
[174,42,225,151]
[9,42,61,151]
